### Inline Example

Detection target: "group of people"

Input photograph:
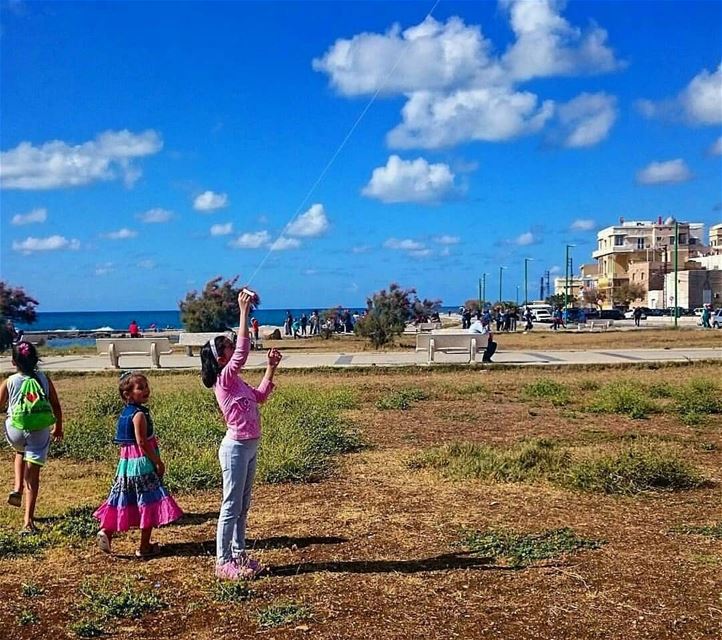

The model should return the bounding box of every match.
[282,309,359,338]
[2,289,281,580]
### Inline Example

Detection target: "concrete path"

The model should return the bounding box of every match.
[2,347,721,373]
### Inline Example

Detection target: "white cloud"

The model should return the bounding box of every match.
[137,259,155,269]
[0,129,162,190]
[384,238,425,251]
[210,222,233,236]
[230,231,271,249]
[551,92,617,148]
[95,262,114,276]
[314,7,621,151]
[285,203,329,237]
[269,236,301,251]
[515,231,536,246]
[312,16,497,96]
[709,136,722,156]
[137,208,172,223]
[549,265,561,274]
[103,228,137,240]
[11,207,47,225]
[500,0,623,81]
[12,235,80,253]
[433,235,460,245]
[409,248,433,258]
[194,190,229,211]
[387,88,554,149]
[570,219,596,231]
[638,62,722,125]
[636,159,693,185]
[362,155,458,203]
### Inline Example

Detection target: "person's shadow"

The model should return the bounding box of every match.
[160,534,348,558]
[268,551,504,576]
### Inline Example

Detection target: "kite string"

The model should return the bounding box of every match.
[246,0,442,286]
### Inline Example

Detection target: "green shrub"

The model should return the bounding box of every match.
[565,444,703,494]
[0,529,48,558]
[463,527,603,567]
[672,522,722,539]
[376,387,428,410]
[53,505,98,539]
[213,580,255,602]
[80,579,165,620]
[578,379,600,391]
[589,382,657,419]
[673,378,721,424]
[18,608,38,626]
[647,382,675,399]
[21,583,44,597]
[70,620,105,638]
[257,600,311,629]
[410,438,569,483]
[521,379,570,406]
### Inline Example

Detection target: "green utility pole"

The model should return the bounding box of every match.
[524,258,532,306]
[478,278,482,310]
[674,220,679,328]
[482,273,486,310]
[499,266,505,304]
[565,245,574,311]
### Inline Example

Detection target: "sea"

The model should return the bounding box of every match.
[17,307,461,348]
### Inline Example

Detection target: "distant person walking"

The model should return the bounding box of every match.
[1,341,63,534]
[701,305,712,328]
[633,306,643,327]
[94,372,182,557]
[523,307,534,332]
[300,313,308,336]
[284,311,293,337]
[201,289,281,580]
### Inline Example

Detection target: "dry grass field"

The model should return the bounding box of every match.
[1,363,721,639]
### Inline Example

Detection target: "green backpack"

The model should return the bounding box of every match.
[11,376,56,431]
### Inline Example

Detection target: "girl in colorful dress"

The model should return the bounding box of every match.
[94,372,183,557]
[0,341,63,533]
[201,288,282,580]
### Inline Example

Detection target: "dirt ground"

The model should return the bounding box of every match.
[1,364,721,639]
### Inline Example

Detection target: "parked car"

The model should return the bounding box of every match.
[624,307,648,320]
[645,308,665,317]
[533,309,553,322]
[693,307,706,317]
[713,310,722,329]
[599,309,624,320]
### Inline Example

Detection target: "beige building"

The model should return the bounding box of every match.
[593,218,705,308]
[710,223,722,254]
[553,264,599,303]
[662,269,722,309]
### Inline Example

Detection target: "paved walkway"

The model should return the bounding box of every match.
[2,347,721,372]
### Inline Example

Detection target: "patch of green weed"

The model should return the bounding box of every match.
[53,505,98,539]
[0,529,48,558]
[21,583,44,597]
[18,608,38,625]
[80,579,165,620]
[589,381,657,419]
[463,527,603,567]
[376,387,428,410]
[672,522,722,539]
[212,580,255,603]
[257,600,311,629]
[521,379,570,407]
[70,620,105,638]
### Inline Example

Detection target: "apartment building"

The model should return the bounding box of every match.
[709,223,722,254]
[592,217,705,308]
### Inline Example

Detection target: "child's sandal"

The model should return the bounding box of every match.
[97,530,112,554]
[7,491,22,508]
[135,543,161,559]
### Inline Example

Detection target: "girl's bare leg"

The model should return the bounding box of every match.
[13,452,24,495]
[23,462,41,529]
[140,527,153,554]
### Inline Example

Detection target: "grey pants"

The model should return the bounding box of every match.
[216,435,258,564]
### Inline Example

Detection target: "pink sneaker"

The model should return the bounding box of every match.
[235,554,263,576]
[216,558,260,581]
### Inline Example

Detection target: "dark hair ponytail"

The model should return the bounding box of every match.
[12,341,40,379]
[200,336,225,388]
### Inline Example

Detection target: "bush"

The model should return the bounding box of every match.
[521,379,570,406]
[589,381,657,419]
[410,438,569,483]
[179,276,242,332]
[463,527,603,567]
[565,444,703,494]
[376,387,428,411]
[673,378,721,424]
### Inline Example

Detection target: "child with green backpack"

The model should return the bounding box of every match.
[0,341,63,533]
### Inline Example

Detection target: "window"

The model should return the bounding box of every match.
[636,238,645,249]
[679,234,687,245]
[669,235,675,245]
[614,235,624,246]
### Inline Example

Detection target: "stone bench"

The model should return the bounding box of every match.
[416,332,489,364]
[96,337,172,368]
[416,321,442,332]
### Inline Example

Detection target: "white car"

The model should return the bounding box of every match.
[533,310,552,322]
[693,307,705,317]
[713,310,722,329]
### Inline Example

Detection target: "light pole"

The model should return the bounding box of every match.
[524,257,533,307]
[565,244,575,312]
[482,273,487,310]
[499,266,506,304]
[516,285,520,305]
[674,221,679,328]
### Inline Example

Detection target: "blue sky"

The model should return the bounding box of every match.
[1,0,721,311]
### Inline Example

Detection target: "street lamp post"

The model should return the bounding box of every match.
[565,244,575,312]
[499,266,506,304]
[482,273,487,310]
[524,258,533,307]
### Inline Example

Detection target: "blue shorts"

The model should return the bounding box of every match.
[4,423,51,466]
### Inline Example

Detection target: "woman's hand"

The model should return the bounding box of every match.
[267,348,282,368]
[238,289,255,313]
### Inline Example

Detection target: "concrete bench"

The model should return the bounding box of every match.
[96,337,172,368]
[588,320,611,331]
[416,332,489,364]
[178,331,233,356]
[416,322,442,332]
